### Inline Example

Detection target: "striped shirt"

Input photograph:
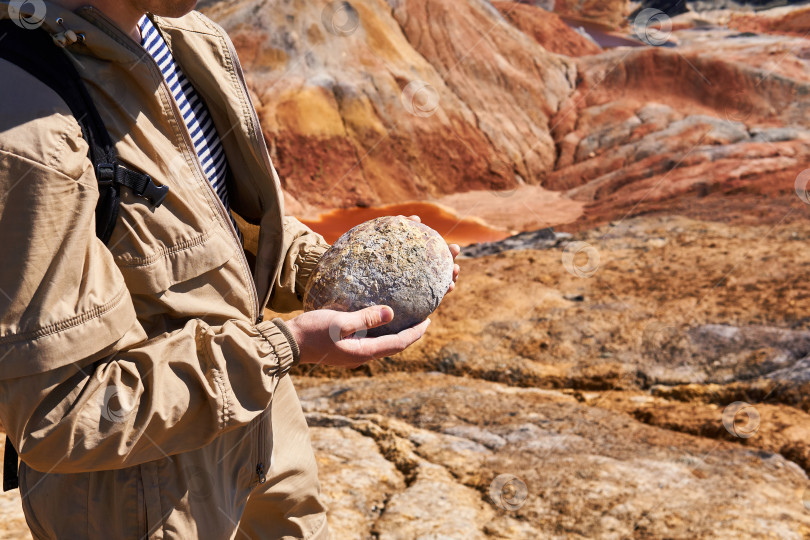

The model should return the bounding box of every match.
[138,15,233,215]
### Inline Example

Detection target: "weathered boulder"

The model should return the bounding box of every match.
[303,216,454,336]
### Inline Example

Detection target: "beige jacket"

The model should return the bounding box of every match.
[0,1,328,477]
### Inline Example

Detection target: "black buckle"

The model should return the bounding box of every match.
[96,163,115,184]
[141,177,169,208]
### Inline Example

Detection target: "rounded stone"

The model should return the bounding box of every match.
[303,216,454,337]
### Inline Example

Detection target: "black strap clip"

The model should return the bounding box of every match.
[96,162,169,208]
[139,177,169,207]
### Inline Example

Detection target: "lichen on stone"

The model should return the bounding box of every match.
[304,216,454,336]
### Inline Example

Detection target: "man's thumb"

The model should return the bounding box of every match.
[341,306,394,338]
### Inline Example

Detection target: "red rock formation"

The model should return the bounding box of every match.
[545,33,810,229]
[386,0,576,184]
[492,1,603,57]
[204,0,810,233]
[204,0,575,211]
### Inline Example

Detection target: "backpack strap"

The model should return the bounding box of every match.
[0,19,168,244]
[3,437,18,492]
[0,20,167,491]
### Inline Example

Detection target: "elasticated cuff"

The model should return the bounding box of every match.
[271,317,300,367]
[255,319,297,375]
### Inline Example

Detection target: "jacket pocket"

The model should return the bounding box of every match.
[114,224,236,296]
[106,156,239,297]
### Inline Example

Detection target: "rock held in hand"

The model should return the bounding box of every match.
[303,216,454,337]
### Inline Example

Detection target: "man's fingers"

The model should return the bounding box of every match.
[372,318,431,356]
[449,244,461,258]
[339,306,394,338]
[446,263,460,294]
[406,215,422,223]
[340,318,431,358]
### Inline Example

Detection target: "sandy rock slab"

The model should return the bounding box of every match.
[309,425,405,537]
[298,373,810,539]
[374,462,493,540]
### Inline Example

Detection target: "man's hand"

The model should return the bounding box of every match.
[403,215,461,293]
[447,243,461,293]
[285,306,430,368]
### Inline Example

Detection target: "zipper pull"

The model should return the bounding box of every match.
[256,462,266,484]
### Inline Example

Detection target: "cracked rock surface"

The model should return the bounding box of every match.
[299,373,810,538]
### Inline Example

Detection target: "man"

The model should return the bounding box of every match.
[0,0,460,538]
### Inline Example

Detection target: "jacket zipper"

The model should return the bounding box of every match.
[78,8,261,324]
[219,34,278,487]
[220,32,286,312]
[255,409,267,485]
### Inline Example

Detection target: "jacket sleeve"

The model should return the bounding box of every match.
[267,216,330,313]
[0,120,299,474]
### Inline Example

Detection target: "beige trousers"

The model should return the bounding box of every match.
[18,377,328,539]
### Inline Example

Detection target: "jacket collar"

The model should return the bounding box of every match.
[1,1,151,65]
